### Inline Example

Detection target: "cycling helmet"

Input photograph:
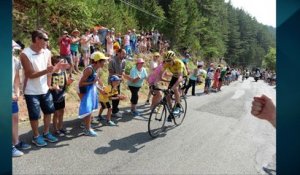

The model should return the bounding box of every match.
[110,75,121,82]
[163,50,175,61]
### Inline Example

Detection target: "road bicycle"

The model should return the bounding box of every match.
[148,87,187,138]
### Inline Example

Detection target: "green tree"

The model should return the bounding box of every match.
[225,2,241,66]
[197,0,227,61]
[263,47,276,70]
[166,0,188,50]
[12,0,276,67]
[182,0,204,57]
[128,0,165,31]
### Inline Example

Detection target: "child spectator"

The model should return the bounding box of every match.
[97,75,126,126]
[49,56,74,136]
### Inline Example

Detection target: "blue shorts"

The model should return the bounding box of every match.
[12,101,19,114]
[205,79,211,88]
[24,91,55,121]
[125,45,131,54]
[71,50,78,57]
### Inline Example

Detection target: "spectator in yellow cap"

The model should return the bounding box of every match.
[78,51,108,136]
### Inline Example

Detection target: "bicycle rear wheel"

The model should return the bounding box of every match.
[148,103,167,138]
[173,96,187,126]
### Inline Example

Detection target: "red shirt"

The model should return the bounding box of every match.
[214,71,220,81]
[60,37,71,55]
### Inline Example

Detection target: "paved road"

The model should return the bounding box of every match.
[13,77,276,174]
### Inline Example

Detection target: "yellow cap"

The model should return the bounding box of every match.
[91,51,109,61]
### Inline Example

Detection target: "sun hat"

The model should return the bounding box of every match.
[63,31,68,34]
[153,52,160,57]
[136,58,145,64]
[71,29,80,35]
[91,51,109,62]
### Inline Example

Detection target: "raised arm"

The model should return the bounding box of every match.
[20,53,53,79]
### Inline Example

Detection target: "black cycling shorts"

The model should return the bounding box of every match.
[168,76,179,89]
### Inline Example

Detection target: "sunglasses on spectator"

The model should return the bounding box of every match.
[39,36,49,41]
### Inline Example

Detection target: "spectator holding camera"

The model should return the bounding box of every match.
[59,31,73,78]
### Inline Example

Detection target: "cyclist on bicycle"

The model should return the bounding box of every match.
[162,50,188,117]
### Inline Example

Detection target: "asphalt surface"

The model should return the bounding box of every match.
[13,77,276,175]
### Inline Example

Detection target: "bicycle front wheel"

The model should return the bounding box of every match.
[173,96,187,126]
[148,103,167,138]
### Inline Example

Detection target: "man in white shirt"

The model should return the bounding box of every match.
[20,30,68,147]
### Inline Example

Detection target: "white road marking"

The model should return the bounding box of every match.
[231,89,245,99]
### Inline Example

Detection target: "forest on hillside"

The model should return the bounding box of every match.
[13,0,276,70]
